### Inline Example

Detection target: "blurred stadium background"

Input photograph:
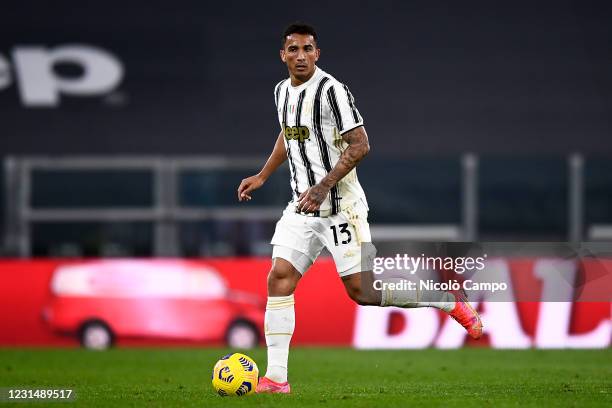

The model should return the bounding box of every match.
[1,0,611,350]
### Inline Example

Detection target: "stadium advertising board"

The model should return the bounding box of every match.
[0,259,609,349]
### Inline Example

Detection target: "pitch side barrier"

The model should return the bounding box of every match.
[4,154,611,258]
[3,155,481,257]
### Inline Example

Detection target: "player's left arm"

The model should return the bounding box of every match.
[297,126,370,213]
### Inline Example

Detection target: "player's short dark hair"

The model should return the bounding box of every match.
[281,22,318,48]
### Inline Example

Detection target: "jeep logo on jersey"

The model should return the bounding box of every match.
[0,44,124,107]
[284,125,310,142]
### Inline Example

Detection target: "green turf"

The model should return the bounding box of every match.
[0,348,610,407]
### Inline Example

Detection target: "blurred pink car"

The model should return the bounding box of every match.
[43,260,264,350]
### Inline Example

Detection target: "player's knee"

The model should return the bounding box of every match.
[267,258,301,296]
[268,269,297,295]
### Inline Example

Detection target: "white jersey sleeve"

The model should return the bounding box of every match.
[325,82,364,135]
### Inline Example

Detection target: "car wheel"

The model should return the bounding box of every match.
[225,321,259,349]
[79,321,114,350]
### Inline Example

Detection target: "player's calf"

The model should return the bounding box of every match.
[341,272,382,306]
[262,257,303,385]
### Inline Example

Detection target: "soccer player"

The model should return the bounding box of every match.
[237,23,482,394]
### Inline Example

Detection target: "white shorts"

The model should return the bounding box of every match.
[271,199,371,277]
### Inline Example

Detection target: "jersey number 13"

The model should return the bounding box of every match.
[330,223,352,246]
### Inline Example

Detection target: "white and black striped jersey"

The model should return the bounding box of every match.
[274,66,368,215]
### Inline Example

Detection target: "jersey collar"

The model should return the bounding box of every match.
[290,66,322,91]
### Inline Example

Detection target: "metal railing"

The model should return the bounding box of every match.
[4,156,285,257]
[2,153,601,257]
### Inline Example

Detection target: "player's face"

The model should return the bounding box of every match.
[280,34,320,83]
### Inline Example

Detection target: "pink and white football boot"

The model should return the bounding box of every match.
[256,377,291,394]
[448,292,483,339]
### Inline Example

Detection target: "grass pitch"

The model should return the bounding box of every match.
[0,348,610,407]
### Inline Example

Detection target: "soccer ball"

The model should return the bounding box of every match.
[211,353,259,397]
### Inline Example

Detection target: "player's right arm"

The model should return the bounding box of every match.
[237,130,286,201]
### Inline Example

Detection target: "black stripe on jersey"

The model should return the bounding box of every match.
[295,89,317,188]
[282,87,300,199]
[274,79,286,107]
[282,87,289,128]
[326,86,343,132]
[342,84,361,123]
[313,76,340,215]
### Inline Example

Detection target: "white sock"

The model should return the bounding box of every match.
[379,278,455,312]
[264,295,295,383]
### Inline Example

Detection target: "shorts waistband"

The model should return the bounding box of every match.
[294,207,333,218]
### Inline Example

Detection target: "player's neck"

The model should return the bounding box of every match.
[290,67,317,87]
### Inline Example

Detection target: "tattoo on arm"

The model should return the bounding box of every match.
[309,184,328,204]
[319,126,370,189]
